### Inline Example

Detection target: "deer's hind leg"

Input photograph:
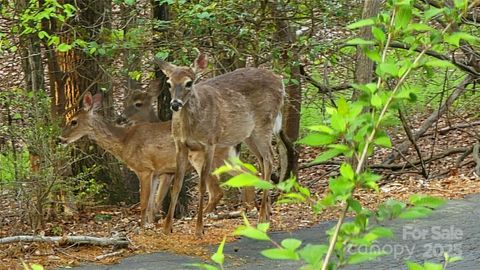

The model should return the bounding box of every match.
[190,151,224,213]
[244,132,274,223]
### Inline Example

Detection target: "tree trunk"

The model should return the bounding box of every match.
[44,0,133,204]
[353,0,382,89]
[152,1,189,218]
[270,1,300,178]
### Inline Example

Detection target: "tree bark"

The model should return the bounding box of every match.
[270,1,300,178]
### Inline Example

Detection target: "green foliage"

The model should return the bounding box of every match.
[200,1,472,269]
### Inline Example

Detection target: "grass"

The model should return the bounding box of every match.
[0,148,30,183]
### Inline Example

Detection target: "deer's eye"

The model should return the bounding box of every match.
[135,102,143,108]
[71,120,78,126]
[185,81,193,88]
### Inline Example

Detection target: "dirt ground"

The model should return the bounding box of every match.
[1,114,480,270]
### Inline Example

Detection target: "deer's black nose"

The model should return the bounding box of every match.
[170,100,183,112]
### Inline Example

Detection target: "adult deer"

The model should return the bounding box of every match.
[157,53,293,237]
[120,80,258,210]
[59,91,231,226]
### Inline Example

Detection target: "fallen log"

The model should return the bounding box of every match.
[0,235,129,247]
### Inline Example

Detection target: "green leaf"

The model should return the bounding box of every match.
[312,148,343,163]
[447,256,462,263]
[347,18,375,29]
[124,0,136,5]
[337,97,349,115]
[399,206,432,219]
[261,248,299,260]
[340,163,354,180]
[406,261,425,270]
[424,59,454,68]
[409,195,445,209]
[371,27,386,43]
[257,223,270,233]
[222,174,274,190]
[155,51,169,60]
[211,236,226,265]
[281,238,302,251]
[57,43,72,52]
[424,7,444,21]
[454,0,467,9]
[370,94,382,108]
[30,264,44,270]
[348,251,386,264]
[346,38,375,45]
[307,125,334,134]
[234,225,270,241]
[395,5,412,29]
[444,32,479,47]
[186,263,218,270]
[299,133,336,146]
[406,23,433,32]
[374,135,392,148]
[423,262,443,270]
[347,198,362,213]
[298,244,328,266]
[376,63,399,77]
[331,113,346,132]
[330,177,354,197]
[365,49,382,62]
[368,226,394,239]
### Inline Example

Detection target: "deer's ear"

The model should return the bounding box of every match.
[154,59,175,77]
[193,53,208,74]
[82,91,94,111]
[92,93,103,111]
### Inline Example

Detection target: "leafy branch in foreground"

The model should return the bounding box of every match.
[193,0,478,269]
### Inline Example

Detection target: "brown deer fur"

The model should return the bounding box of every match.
[157,54,288,237]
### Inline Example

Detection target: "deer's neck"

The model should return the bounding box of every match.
[89,117,128,158]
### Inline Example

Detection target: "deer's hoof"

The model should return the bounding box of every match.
[195,227,204,239]
[163,221,173,235]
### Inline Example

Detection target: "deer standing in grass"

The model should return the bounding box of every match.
[59,91,232,226]
[157,54,290,237]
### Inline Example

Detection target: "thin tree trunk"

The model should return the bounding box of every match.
[270,1,300,178]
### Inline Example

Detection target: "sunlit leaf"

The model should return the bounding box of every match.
[261,248,299,260]
[347,18,375,29]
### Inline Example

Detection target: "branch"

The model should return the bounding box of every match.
[398,108,428,178]
[299,65,353,94]
[384,76,473,163]
[421,120,480,137]
[372,147,471,170]
[0,235,129,247]
[388,42,480,77]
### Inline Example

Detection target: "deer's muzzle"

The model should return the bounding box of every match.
[170,99,184,112]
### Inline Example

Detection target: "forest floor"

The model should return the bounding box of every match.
[1,112,480,270]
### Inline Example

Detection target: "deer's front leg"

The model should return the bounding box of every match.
[196,145,215,238]
[164,143,188,234]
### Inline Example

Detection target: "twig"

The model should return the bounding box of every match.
[384,76,473,163]
[398,108,428,178]
[371,147,471,170]
[95,250,126,260]
[0,235,129,247]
